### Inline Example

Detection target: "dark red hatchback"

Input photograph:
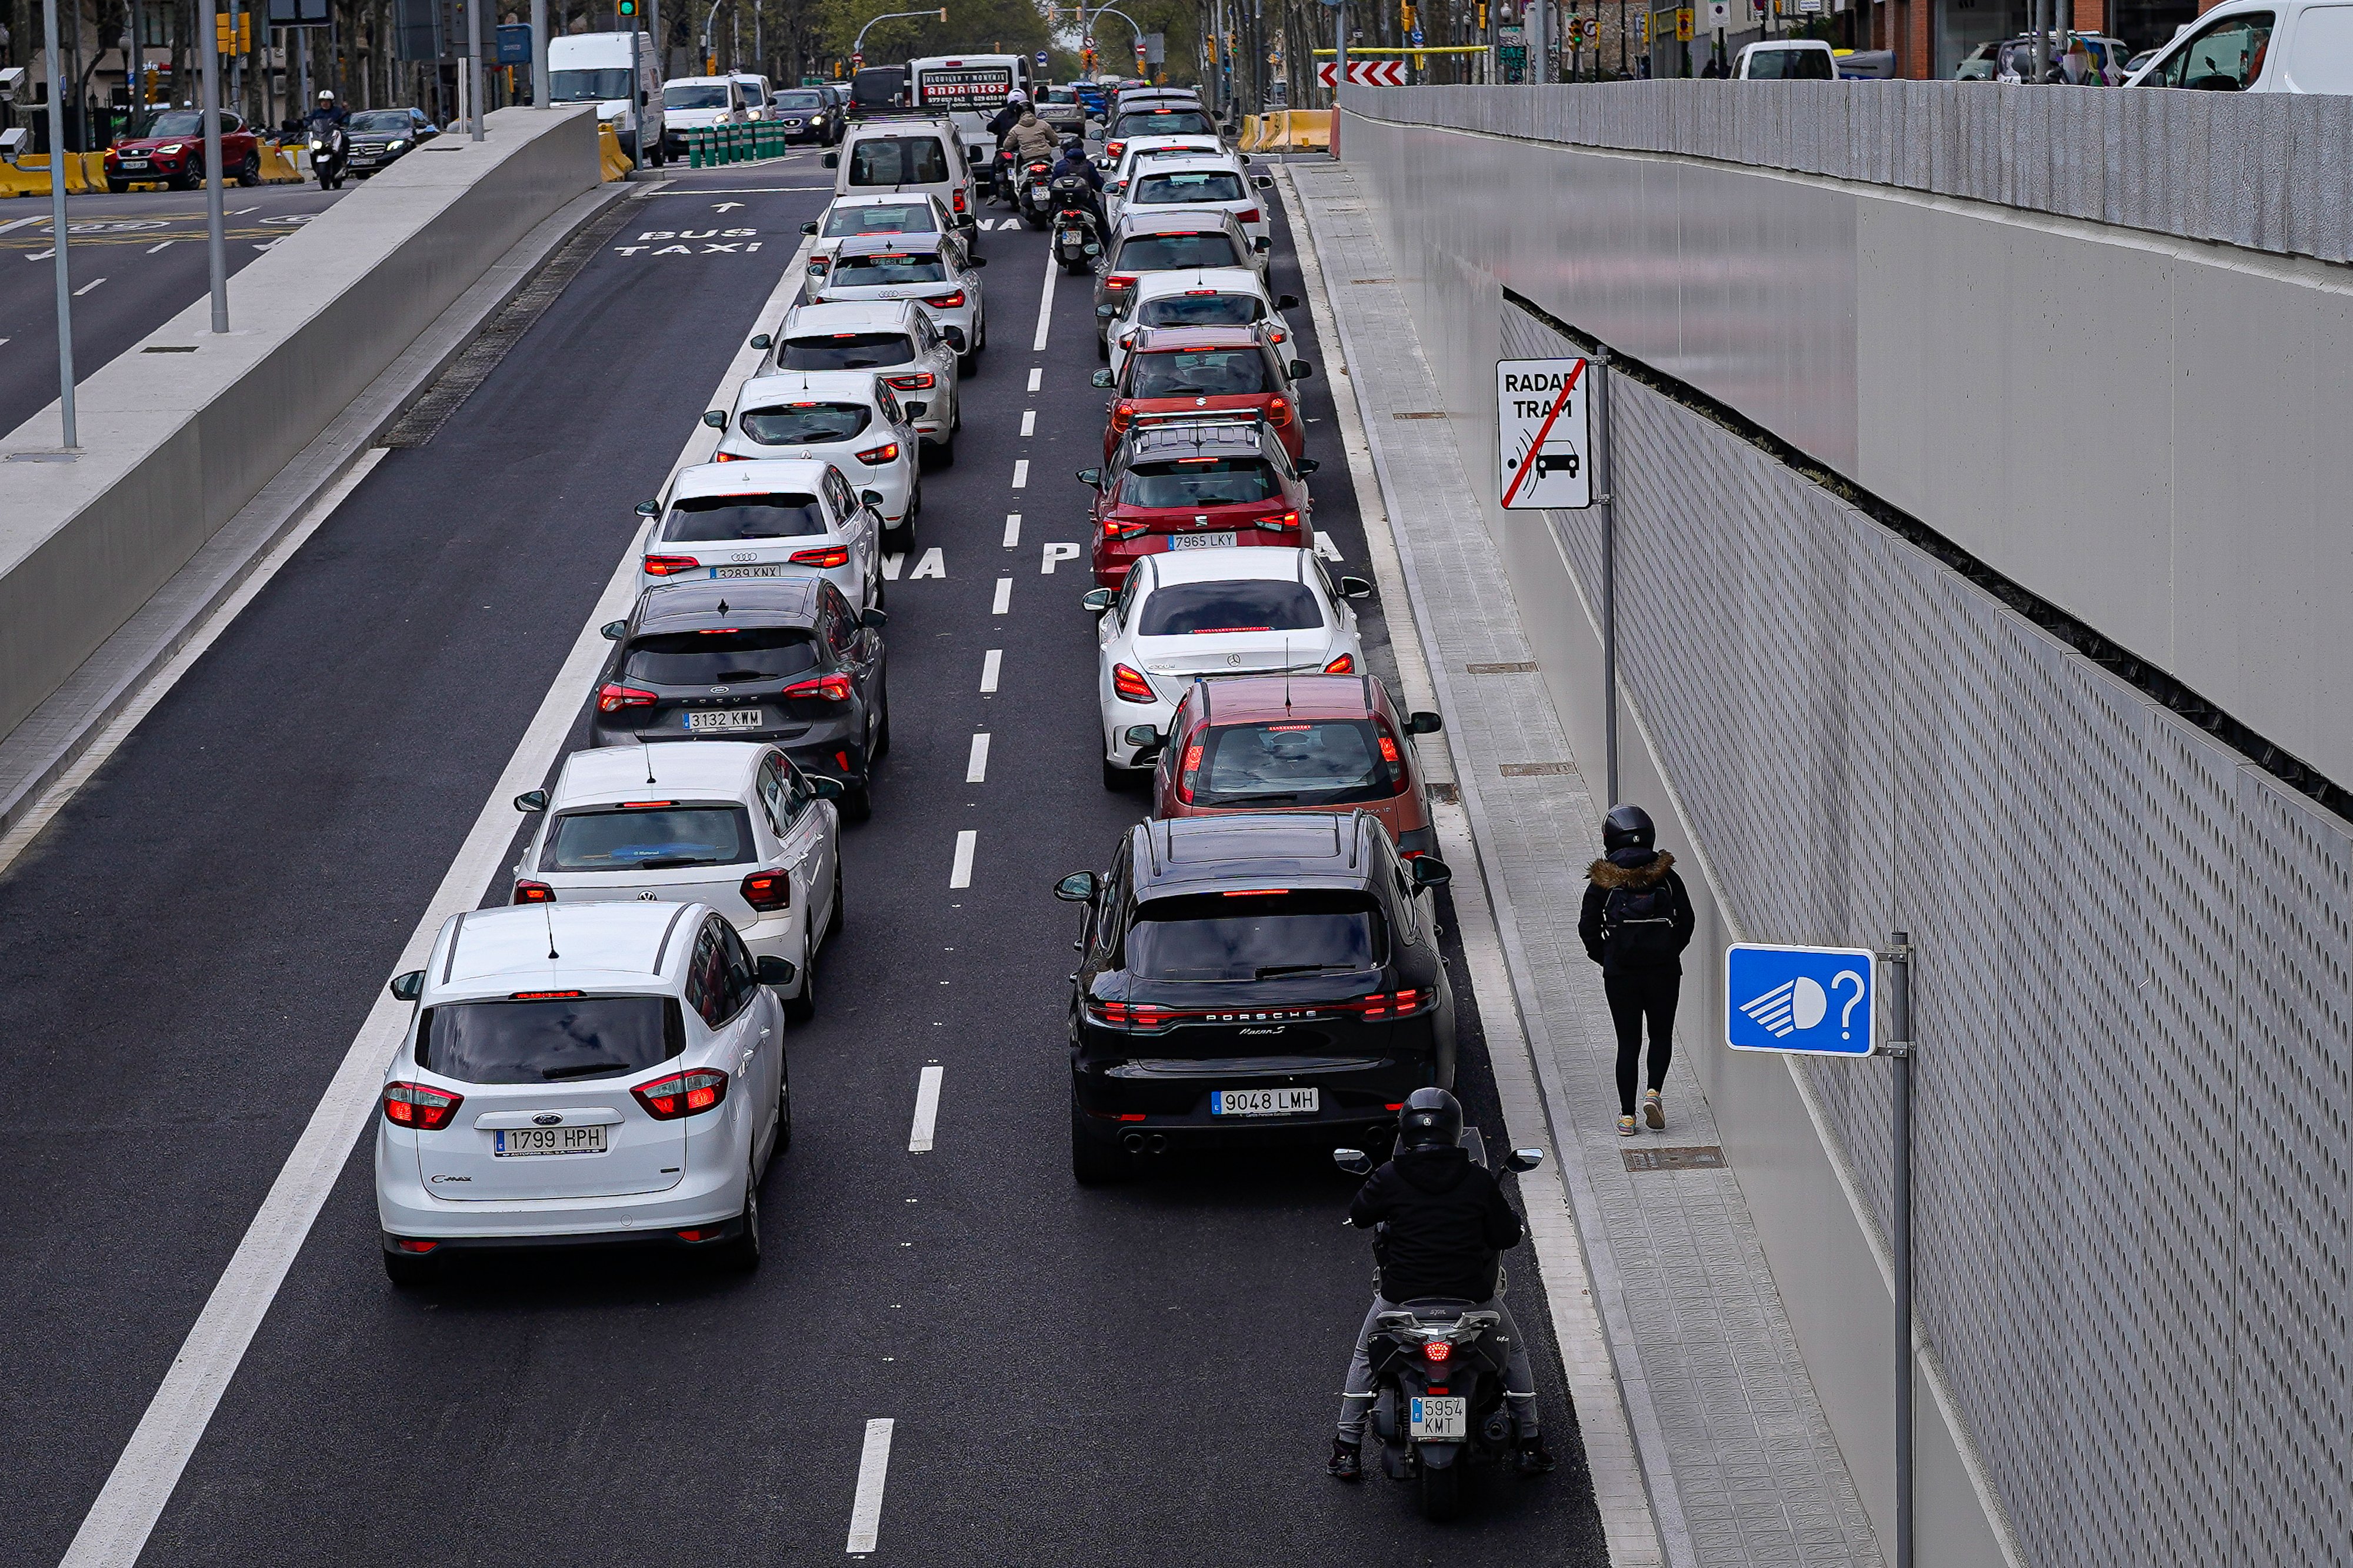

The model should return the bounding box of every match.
[1091,323,1314,462]
[1078,418,1317,589]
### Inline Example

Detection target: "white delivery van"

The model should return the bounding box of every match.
[825,115,978,238]
[909,54,1036,166]
[547,31,665,164]
[2125,0,2353,92]
[1732,38,1840,77]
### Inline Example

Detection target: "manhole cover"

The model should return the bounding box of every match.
[1623,1146,1725,1173]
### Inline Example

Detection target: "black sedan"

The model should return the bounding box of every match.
[344,108,439,177]
[767,86,838,144]
[593,577,891,816]
[1054,810,1456,1183]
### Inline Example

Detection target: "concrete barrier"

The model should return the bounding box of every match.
[597,121,634,181]
[0,152,108,196]
[0,105,602,749]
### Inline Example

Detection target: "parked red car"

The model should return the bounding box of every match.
[1092,323,1313,462]
[1079,418,1317,589]
[105,108,262,192]
[1146,673,1445,858]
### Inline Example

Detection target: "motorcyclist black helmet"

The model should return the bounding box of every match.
[1602,803,1655,853]
[1397,1087,1465,1152]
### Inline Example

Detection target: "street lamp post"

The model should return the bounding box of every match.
[851,6,949,65]
[202,0,228,332]
[41,0,77,445]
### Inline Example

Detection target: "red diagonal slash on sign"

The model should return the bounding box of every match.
[1501,358,1585,509]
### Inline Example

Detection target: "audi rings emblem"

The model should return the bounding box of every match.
[730,551,757,562]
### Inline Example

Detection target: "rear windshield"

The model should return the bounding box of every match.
[849,136,950,186]
[1129,348,1272,398]
[664,492,828,541]
[852,68,908,105]
[1133,170,1247,205]
[825,202,936,236]
[782,332,914,371]
[738,403,871,445]
[624,628,821,685]
[1116,232,1244,271]
[1745,46,1834,78]
[829,251,949,285]
[1136,579,1321,636]
[542,806,756,872]
[665,83,731,108]
[417,996,684,1084]
[1187,720,1401,807]
[1138,292,1262,328]
[1124,890,1384,980]
[1115,109,1214,137]
[1125,456,1282,509]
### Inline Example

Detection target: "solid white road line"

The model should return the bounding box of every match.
[1010,459,1028,489]
[906,1066,944,1153]
[965,732,990,783]
[0,215,45,236]
[991,576,1012,614]
[147,241,177,254]
[948,830,976,889]
[54,232,825,1568]
[1020,409,1036,437]
[73,278,106,296]
[845,1418,896,1554]
[1002,512,1021,547]
[979,649,1001,692]
[1031,241,1057,351]
[1026,366,1042,393]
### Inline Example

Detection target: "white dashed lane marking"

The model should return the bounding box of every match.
[845,1418,896,1554]
[1026,366,1042,393]
[1002,512,1021,547]
[907,1066,945,1153]
[979,649,1001,692]
[1020,410,1036,437]
[948,830,977,889]
[1011,459,1028,489]
[991,577,1012,614]
[965,732,990,783]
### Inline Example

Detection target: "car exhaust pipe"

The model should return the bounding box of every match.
[1121,1132,1146,1153]
[1147,1134,1168,1154]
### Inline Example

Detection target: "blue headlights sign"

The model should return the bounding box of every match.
[1724,943,1877,1057]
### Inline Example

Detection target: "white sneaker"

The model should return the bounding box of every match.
[1643,1089,1665,1131]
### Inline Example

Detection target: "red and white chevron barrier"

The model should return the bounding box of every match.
[1317,58,1408,86]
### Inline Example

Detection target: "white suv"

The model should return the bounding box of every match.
[708,374,922,546]
[375,901,795,1283]
[762,299,962,463]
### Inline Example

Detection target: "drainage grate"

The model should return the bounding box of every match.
[1392,411,1447,421]
[141,345,199,353]
[1499,761,1575,776]
[1466,660,1537,674]
[1349,277,1394,285]
[1622,1146,1725,1173]
[382,194,648,449]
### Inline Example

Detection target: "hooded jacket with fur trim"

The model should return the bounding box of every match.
[1578,849,1697,976]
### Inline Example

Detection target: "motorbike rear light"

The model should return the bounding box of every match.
[512,879,555,905]
[741,868,792,912]
[634,1067,729,1120]
[1112,663,1156,703]
[1105,272,1138,291]
[885,372,936,391]
[597,683,657,713]
[382,1082,464,1132]
[642,554,701,576]
[1258,510,1302,533]
[784,672,854,703]
[1323,653,1355,674]
[1102,515,1148,541]
[855,441,901,465]
[928,289,966,309]
[1424,1339,1454,1363]
[790,545,851,567]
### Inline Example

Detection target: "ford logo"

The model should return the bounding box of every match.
[533,1113,562,1126]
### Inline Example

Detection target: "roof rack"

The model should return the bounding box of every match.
[1124,408,1265,432]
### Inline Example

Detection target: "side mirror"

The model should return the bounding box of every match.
[1410,856,1452,890]
[1332,1147,1375,1176]
[822,150,838,166]
[1295,457,1320,475]
[1338,575,1375,599]
[755,954,799,987]
[1076,466,1102,486]
[514,789,549,813]
[1408,710,1443,735]
[861,607,889,628]
[702,409,726,428]
[635,499,659,516]
[800,220,818,234]
[969,254,988,267]
[860,488,885,506]
[1238,152,1252,164]
[1122,724,1164,750]
[1289,359,1314,379]
[1276,293,1300,310]
[1252,173,1273,189]
[1252,235,1272,253]
[901,401,926,418]
[939,325,966,352]
[749,332,772,349]
[1096,303,1118,318]
[807,775,845,799]
[1089,369,1114,389]
[1054,869,1101,902]
[1504,1147,1547,1174]
[1081,586,1116,612]
[601,620,628,640]
[389,970,426,1003]
[1109,179,1126,192]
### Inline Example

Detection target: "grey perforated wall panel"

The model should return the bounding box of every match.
[1502,300,2353,1568]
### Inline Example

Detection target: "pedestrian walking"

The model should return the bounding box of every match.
[1578,804,1695,1137]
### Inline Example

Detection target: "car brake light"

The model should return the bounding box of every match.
[854,441,901,465]
[951,187,967,212]
[512,879,555,905]
[597,683,657,712]
[1424,1339,1453,1363]
[1267,396,1292,426]
[1105,272,1138,291]
[928,289,966,309]
[1259,510,1301,533]
[1324,653,1355,674]
[784,672,854,702]
[1346,989,1431,1019]
[791,545,851,567]
[885,372,936,391]
[1112,663,1156,703]
[382,1082,464,1131]
[712,452,744,462]
[642,555,701,576]
[1109,403,1134,432]
[392,1238,439,1254]
[1379,735,1401,764]
[1176,739,1204,803]
[1102,515,1148,541]
[634,1067,729,1120]
[1237,206,1261,222]
[741,868,791,912]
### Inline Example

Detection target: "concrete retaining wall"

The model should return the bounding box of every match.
[0,106,601,747]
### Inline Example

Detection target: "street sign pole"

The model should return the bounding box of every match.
[531,0,549,109]
[41,0,77,446]
[203,5,229,333]
[469,0,486,141]
[1592,347,1616,804]
[1883,930,1915,1568]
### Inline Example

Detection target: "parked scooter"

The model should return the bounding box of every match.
[1049,175,1102,275]
[1017,157,1056,229]
[1334,1132,1547,1522]
[310,124,349,190]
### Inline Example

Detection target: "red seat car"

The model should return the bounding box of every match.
[1145,673,1445,859]
[105,108,263,192]
[1091,323,1313,462]
[1078,418,1317,589]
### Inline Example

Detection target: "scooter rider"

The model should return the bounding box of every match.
[1329,1088,1555,1481]
[306,89,348,130]
[985,89,1031,200]
[1049,135,1104,233]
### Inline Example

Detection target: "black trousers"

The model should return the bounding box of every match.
[1604,969,1679,1116]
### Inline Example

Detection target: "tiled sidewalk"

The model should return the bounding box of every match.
[1282,159,1885,1568]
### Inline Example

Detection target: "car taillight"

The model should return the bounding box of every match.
[1267,396,1292,426]
[1424,1339,1454,1363]
[1106,140,1125,156]
[854,441,901,465]
[1237,206,1261,223]
[1105,272,1138,291]
[951,187,967,212]
[784,672,854,702]
[885,372,935,391]
[928,289,966,309]
[1324,653,1355,674]
[597,683,656,712]
[741,868,791,912]
[633,1067,728,1120]
[1344,989,1434,1019]
[382,1082,464,1131]
[1102,515,1148,541]
[1109,403,1134,432]
[712,452,745,463]
[512,879,555,905]
[1379,735,1401,764]
[790,545,851,567]
[1258,510,1301,533]
[642,554,701,576]
[1085,999,1174,1029]
[1176,739,1204,803]
[1112,663,1156,703]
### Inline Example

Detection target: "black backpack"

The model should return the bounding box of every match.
[1602,877,1680,963]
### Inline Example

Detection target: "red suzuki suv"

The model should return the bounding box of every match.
[1079,418,1317,589]
[1092,323,1314,462]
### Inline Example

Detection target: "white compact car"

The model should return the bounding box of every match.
[1102,266,1298,378]
[1115,155,1275,256]
[806,233,988,375]
[764,299,961,463]
[1103,134,1227,221]
[731,73,775,121]
[709,371,922,545]
[636,459,887,610]
[660,75,752,156]
[375,901,793,1282]
[1084,546,1373,780]
[509,742,841,1019]
[802,192,956,286]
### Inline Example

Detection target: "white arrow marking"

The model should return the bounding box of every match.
[714,201,744,212]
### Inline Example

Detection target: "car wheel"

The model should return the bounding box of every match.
[1101,755,1133,792]
[773,1052,792,1154]
[842,779,874,822]
[872,685,892,759]
[784,939,817,1024]
[924,426,956,469]
[714,1163,762,1272]
[107,179,130,195]
[382,1249,438,1287]
[1071,1094,1130,1185]
[826,856,844,942]
[170,172,194,192]
[1096,330,1110,363]
[957,350,979,378]
[237,152,262,186]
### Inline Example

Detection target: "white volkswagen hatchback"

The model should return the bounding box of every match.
[1115,155,1276,262]
[802,192,956,286]
[635,459,885,611]
[805,233,989,375]
[509,740,842,1019]
[375,900,793,1282]
[1102,266,1298,379]
[708,372,921,546]
[1083,545,1373,782]
[763,299,961,463]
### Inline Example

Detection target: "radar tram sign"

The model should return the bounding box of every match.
[1497,358,1592,509]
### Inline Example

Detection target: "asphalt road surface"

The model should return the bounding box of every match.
[0,158,1611,1564]
[0,182,345,442]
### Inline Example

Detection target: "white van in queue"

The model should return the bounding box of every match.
[547,30,665,164]
[825,115,978,238]
[2125,0,2353,92]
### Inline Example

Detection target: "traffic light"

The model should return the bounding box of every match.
[618,0,635,14]
[214,9,252,53]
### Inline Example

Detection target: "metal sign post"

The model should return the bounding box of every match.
[40,0,77,446]
[1496,353,1611,796]
[1884,930,1915,1568]
[469,0,486,140]
[203,5,229,333]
